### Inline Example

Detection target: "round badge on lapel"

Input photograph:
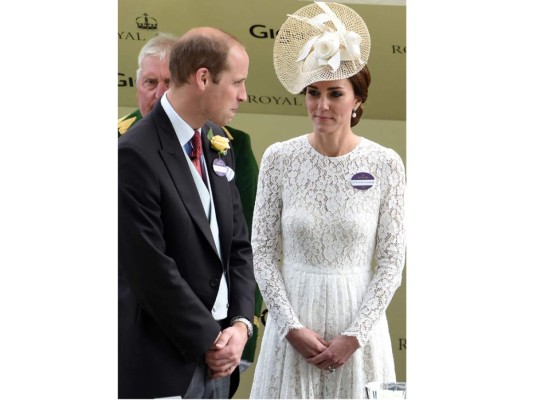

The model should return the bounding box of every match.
[351,172,374,190]
[212,158,227,177]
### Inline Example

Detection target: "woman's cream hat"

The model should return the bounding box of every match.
[273,1,371,94]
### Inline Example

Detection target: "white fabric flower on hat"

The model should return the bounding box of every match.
[315,31,340,60]
[290,2,363,73]
[342,31,362,60]
[315,31,341,69]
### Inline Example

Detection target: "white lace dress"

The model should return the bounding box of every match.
[250,135,406,399]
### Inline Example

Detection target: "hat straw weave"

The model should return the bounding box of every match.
[273,2,370,94]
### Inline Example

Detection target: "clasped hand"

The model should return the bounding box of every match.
[286,328,360,371]
[205,324,248,379]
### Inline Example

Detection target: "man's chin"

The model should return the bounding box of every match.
[211,116,233,127]
[224,110,238,125]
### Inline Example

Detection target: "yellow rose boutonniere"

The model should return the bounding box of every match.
[207,128,231,156]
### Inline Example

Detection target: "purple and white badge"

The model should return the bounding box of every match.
[212,158,227,177]
[351,172,374,190]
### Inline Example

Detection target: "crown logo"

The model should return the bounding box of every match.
[136,13,158,30]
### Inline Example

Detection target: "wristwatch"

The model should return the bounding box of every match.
[231,317,253,338]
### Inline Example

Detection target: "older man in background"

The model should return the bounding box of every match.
[118,33,178,135]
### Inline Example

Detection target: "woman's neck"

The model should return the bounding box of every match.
[308,131,361,157]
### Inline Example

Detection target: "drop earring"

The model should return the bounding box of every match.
[352,109,357,118]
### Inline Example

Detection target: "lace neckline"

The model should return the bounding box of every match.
[304,134,366,160]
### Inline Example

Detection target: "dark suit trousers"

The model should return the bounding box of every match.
[183,361,230,399]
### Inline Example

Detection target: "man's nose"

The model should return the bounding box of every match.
[155,82,168,98]
[237,83,247,102]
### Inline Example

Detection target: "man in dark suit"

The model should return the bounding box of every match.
[118,27,256,399]
[118,30,263,374]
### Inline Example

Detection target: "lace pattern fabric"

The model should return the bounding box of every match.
[250,135,405,399]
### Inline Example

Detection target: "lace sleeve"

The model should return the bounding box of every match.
[343,149,406,346]
[252,143,304,339]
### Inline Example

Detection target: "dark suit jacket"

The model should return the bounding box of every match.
[118,101,256,399]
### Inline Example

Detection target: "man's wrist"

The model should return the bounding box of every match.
[230,317,253,338]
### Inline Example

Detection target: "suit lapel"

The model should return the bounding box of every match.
[152,103,220,258]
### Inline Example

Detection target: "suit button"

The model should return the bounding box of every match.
[210,278,219,288]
